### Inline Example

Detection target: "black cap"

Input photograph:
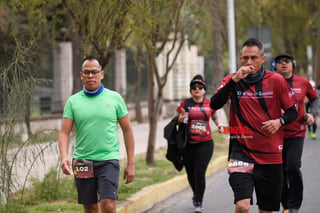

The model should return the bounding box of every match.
[190,75,206,90]
[274,53,294,62]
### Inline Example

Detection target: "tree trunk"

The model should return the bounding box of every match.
[146,90,163,166]
[24,94,32,137]
[211,0,225,92]
[134,48,143,123]
[146,55,156,166]
[72,31,83,94]
[146,55,164,166]
[211,0,230,119]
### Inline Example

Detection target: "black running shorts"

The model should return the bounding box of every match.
[229,164,282,211]
[74,159,120,205]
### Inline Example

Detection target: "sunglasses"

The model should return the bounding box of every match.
[191,86,204,90]
[276,59,292,64]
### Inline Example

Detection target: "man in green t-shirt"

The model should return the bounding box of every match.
[59,56,135,213]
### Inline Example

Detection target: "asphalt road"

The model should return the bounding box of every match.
[145,121,320,213]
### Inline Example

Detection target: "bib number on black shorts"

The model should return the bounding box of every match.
[72,159,94,178]
[227,159,254,174]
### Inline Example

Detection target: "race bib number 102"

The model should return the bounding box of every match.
[72,159,94,178]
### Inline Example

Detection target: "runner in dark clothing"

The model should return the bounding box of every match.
[210,38,298,213]
[305,84,320,140]
[274,53,319,213]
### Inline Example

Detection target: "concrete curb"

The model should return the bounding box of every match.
[117,155,228,213]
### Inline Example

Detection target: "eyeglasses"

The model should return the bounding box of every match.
[81,70,101,76]
[191,86,204,90]
[276,59,292,64]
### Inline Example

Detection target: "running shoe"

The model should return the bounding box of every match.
[194,201,204,213]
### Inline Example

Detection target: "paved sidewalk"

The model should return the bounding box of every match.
[119,119,169,160]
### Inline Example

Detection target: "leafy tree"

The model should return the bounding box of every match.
[235,0,320,84]
[0,0,55,208]
[61,0,133,93]
[130,0,211,165]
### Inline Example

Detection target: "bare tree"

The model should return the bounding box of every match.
[0,37,44,207]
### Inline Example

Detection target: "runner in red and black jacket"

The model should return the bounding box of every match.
[274,53,319,213]
[210,38,297,213]
[176,74,223,213]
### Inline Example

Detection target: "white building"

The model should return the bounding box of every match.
[158,39,204,101]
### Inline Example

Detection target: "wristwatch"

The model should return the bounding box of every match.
[279,117,285,126]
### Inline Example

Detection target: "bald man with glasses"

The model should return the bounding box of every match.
[59,55,135,213]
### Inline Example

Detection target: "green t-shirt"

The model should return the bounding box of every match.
[63,88,128,161]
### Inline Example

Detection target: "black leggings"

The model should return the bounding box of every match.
[281,137,304,209]
[183,140,214,203]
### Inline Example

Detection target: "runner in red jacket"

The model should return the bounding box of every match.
[210,38,297,213]
[274,53,319,213]
[176,74,223,213]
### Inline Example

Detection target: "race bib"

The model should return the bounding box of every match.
[190,120,208,136]
[72,159,94,178]
[227,159,254,174]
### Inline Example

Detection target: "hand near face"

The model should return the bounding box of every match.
[232,65,255,82]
